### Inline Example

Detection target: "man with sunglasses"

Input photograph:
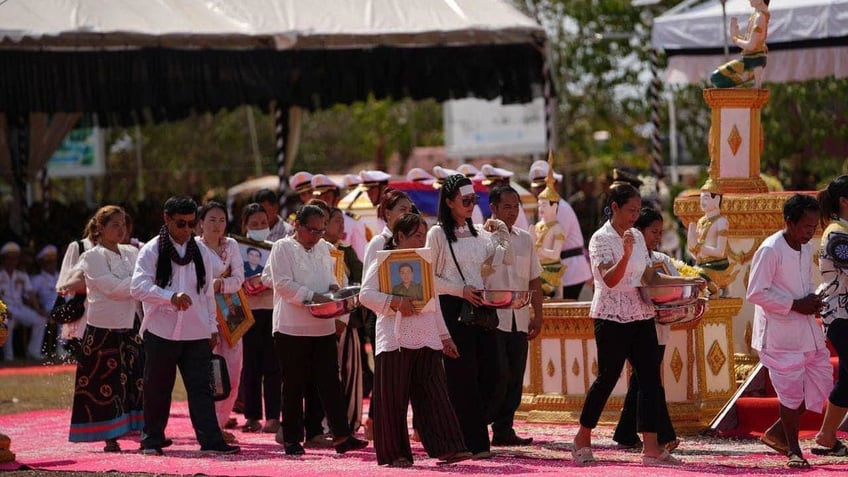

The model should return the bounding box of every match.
[265,204,369,456]
[131,195,239,456]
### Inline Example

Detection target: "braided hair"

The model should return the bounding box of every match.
[437,174,478,243]
[155,196,206,293]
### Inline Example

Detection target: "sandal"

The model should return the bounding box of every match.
[663,439,680,452]
[571,446,595,465]
[642,450,683,467]
[104,440,121,453]
[811,439,848,456]
[760,434,789,456]
[786,453,811,469]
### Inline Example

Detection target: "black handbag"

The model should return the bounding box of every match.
[49,293,86,324]
[210,353,231,401]
[447,239,499,331]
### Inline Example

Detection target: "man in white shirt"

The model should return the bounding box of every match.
[253,188,292,241]
[30,245,60,357]
[265,204,368,456]
[484,186,544,446]
[131,196,239,456]
[747,194,832,469]
[0,242,48,361]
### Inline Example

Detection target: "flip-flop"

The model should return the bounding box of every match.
[571,446,595,465]
[642,450,683,467]
[786,453,811,469]
[437,451,473,465]
[760,434,789,456]
[811,439,848,456]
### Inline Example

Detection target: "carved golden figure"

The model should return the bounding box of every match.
[710,0,770,89]
[531,154,566,297]
[687,180,736,295]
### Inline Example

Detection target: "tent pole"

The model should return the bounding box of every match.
[273,103,289,209]
[721,0,730,60]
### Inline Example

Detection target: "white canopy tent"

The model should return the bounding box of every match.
[652,0,848,84]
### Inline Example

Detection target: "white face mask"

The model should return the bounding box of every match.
[246,228,270,242]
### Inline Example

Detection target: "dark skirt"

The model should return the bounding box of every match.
[69,323,144,442]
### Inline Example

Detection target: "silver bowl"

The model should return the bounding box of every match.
[306,286,361,319]
[480,290,532,309]
[655,298,708,325]
[638,283,701,307]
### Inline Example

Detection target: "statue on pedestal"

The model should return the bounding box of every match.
[710,0,770,89]
[687,179,734,296]
[531,157,566,297]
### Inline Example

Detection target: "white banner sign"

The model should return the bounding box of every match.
[47,127,106,178]
[444,97,546,158]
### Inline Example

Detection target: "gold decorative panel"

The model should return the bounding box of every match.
[547,359,555,378]
[591,358,598,377]
[727,125,742,155]
[675,191,818,235]
[571,358,580,377]
[670,347,684,383]
[707,340,727,376]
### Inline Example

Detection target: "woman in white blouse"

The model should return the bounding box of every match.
[573,183,703,467]
[66,205,143,453]
[425,174,513,459]
[360,212,468,468]
[196,201,245,444]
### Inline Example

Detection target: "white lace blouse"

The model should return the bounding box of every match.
[426,222,513,297]
[79,244,139,329]
[360,254,450,355]
[588,221,655,323]
[197,236,245,294]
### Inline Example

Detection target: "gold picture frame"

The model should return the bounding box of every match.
[377,249,434,312]
[216,288,255,347]
[330,248,346,287]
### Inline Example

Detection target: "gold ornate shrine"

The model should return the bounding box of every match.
[518,299,741,434]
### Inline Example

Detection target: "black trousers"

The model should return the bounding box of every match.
[563,283,584,301]
[579,319,660,432]
[613,344,677,445]
[241,309,282,421]
[373,347,466,465]
[440,295,501,454]
[141,331,225,449]
[274,332,351,444]
[827,319,848,407]
[491,325,528,439]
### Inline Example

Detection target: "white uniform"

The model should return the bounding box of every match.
[1,269,48,360]
[556,199,592,288]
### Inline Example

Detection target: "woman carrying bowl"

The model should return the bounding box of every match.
[360,212,469,467]
[572,183,704,467]
[612,207,680,452]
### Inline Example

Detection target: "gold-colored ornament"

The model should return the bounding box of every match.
[538,150,561,203]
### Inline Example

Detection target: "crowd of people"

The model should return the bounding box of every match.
[3,164,848,470]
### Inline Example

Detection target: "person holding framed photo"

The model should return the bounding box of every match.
[196,201,246,444]
[426,174,514,459]
[361,212,469,467]
[238,203,281,435]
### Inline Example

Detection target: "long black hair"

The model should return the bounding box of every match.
[437,174,478,243]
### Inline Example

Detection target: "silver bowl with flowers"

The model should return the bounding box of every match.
[479,290,532,309]
[638,281,707,325]
[306,286,361,319]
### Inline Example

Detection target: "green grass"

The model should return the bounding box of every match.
[0,365,188,416]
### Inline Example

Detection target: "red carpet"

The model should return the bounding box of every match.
[3,402,848,476]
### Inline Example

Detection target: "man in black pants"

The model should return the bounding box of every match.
[486,186,544,446]
[131,195,239,456]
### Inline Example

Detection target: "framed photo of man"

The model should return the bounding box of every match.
[377,249,434,312]
[330,248,345,287]
[233,235,273,295]
[215,289,255,346]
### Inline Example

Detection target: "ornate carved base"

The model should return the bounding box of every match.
[0,433,14,462]
[521,299,741,434]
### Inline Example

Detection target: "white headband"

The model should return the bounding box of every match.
[459,184,475,197]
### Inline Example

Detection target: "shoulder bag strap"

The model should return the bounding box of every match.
[447,239,467,285]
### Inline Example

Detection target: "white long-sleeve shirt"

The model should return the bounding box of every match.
[266,236,338,337]
[483,227,542,333]
[748,230,825,353]
[131,236,218,341]
[197,236,245,294]
[360,249,450,355]
[426,223,513,298]
[79,244,139,329]
[363,227,392,270]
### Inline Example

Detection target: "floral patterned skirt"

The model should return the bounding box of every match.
[69,323,144,442]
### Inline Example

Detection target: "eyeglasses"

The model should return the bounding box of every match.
[303,225,326,236]
[461,195,478,207]
[174,219,197,229]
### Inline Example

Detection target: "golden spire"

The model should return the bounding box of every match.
[538,150,562,203]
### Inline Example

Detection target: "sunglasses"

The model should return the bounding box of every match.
[303,225,326,236]
[460,195,478,207]
[173,219,197,229]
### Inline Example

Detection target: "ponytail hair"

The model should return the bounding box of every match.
[818,175,848,228]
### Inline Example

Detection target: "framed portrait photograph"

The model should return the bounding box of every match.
[215,288,255,346]
[233,235,273,295]
[377,249,434,312]
[330,248,346,287]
